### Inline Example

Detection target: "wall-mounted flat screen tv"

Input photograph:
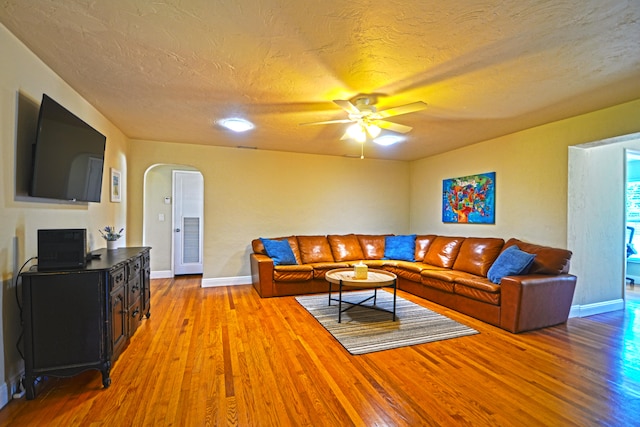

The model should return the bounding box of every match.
[29,94,107,202]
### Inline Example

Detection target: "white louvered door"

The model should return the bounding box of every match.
[173,170,204,275]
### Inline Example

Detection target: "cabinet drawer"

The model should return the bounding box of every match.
[128,258,142,280]
[110,266,126,291]
[128,298,142,337]
[128,275,141,302]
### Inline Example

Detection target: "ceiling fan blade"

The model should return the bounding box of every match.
[375,120,413,134]
[377,101,428,119]
[333,99,361,115]
[299,119,353,126]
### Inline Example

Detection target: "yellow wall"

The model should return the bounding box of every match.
[411,98,640,244]
[0,24,128,403]
[128,141,411,278]
[410,99,640,308]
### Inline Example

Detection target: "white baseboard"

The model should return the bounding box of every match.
[0,371,24,410]
[150,271,251,287]
[569,298,625,318]
[0,382,8,410]
[201,276,252,288]
[150,270,172,279]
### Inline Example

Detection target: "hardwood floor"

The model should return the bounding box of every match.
[1,276,639,426]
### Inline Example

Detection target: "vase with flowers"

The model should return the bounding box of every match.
[100,226,124,250]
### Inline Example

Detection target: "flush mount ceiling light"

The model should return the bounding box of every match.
[218,118,254,132]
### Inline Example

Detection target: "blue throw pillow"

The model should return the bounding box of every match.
[487,245,536,284]
[260,238,297,266]
[383,234,417,262]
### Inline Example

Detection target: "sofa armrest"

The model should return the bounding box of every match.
[500,274,577,333]
[250,253,275,297]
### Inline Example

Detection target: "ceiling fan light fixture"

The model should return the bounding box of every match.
[347,123,367,142]
[365,123,381,138]
[373,134,404,146]
[218,118,254,132]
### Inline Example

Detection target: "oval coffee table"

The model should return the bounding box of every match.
[325,268,398,323]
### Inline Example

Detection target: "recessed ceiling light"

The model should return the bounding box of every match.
[218,118,254,132]
[373,135,404,146]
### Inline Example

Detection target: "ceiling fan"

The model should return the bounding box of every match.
[300,94,428,142]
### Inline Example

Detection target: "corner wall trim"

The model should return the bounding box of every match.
[569,298,624,318]
[201,276,252,288]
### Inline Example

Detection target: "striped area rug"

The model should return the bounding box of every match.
[295,290,478,355]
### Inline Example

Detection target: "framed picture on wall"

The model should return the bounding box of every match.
[110,168,122,203]
[442,172,495,224]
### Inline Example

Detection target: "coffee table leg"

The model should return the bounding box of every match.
[338,280,343,323]
[374,288,377,305]
[328,281,332,306]
[393,279,397,321]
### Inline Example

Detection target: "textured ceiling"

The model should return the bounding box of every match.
[1,0,639,160]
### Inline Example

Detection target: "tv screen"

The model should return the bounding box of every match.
[29,94,107,202]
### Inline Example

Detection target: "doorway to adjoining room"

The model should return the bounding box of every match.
[625,150,640,302]
[143,164,204,278]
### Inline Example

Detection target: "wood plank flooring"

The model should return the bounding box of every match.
[1,276,639,426]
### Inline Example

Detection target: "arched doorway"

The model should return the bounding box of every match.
[143,164,204,277]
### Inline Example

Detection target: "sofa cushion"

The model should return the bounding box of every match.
[273,264,314,281]
[358,259,387,268]
[328,234,365,262]
[454,283,501,305]
[454,276,501,293]
[487,245,536,284]
[423,236,465,268]
[260,238,297,266]
[253,236,302,264]
[297,235,335,264]
[309,262,350,279]
[415,235,437,261]
[503,238,572,275]
[288,237,304,265]
[383,235,417,262]
[453,237,504,277]
[422,269,473,283]
[391,261,440,283]
[357,234,387,259]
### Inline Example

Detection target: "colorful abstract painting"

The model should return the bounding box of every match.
[442,172,495,224]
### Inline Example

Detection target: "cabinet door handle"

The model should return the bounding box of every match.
[132,309,140,317]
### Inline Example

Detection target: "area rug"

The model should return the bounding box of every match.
[295,290,478,355]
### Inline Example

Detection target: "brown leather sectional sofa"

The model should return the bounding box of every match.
[250,234,577,333]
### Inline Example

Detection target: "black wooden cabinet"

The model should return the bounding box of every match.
[20,247,151,399]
